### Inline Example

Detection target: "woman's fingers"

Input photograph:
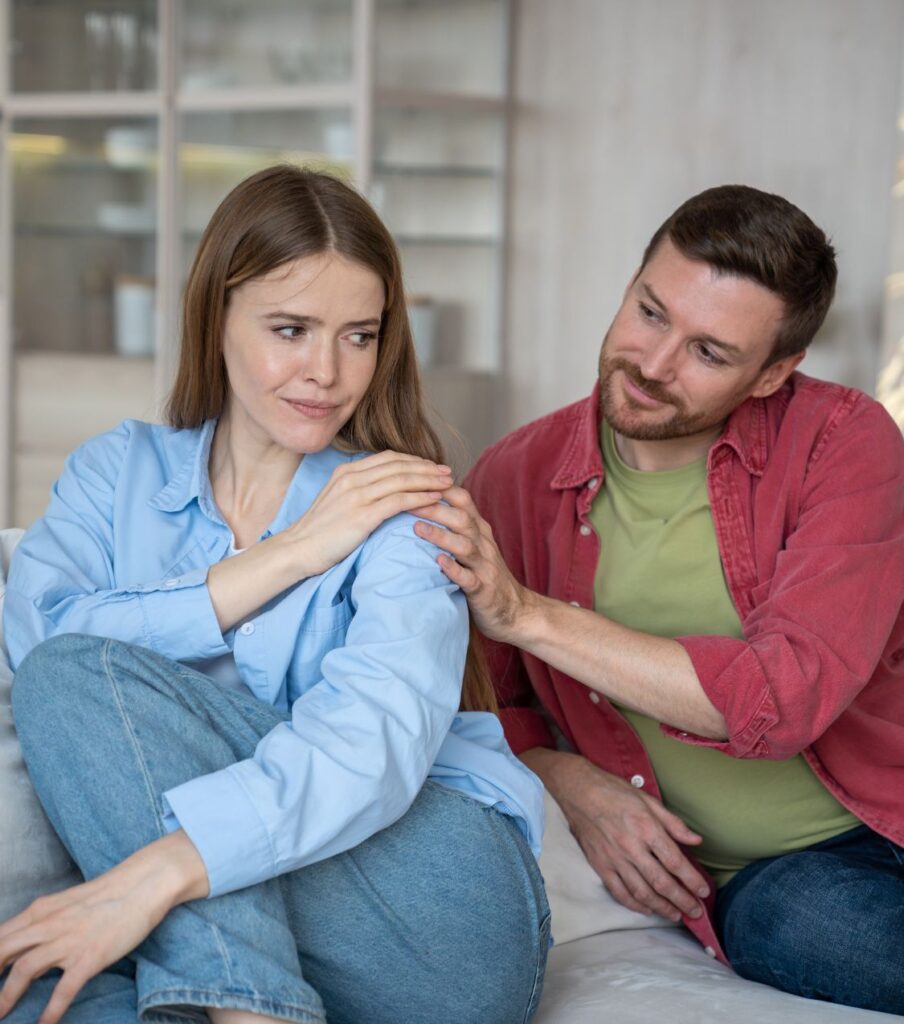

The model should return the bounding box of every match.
[37,967,86,1024]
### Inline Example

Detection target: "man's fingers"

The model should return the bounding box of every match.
[648,834,710,900]
[648,799,703,845]
[435,554,479,593]
[413,519,480,563]
[597,869,652,916]
[615,862,683,921]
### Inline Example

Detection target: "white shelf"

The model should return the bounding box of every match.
[0,0,511,524]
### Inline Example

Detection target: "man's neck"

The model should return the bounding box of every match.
[613,424,725,472]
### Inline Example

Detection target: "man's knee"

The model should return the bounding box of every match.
[719,848,904,1010]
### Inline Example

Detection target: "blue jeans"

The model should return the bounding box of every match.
[11,634,550,1024]
[715,824,904,1014]
[3,966,137,1024]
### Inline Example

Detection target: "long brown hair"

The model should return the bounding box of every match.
[166,164,497,714]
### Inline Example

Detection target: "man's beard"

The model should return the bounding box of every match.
[598,353,727,441]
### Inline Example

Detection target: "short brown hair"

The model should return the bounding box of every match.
[641,185,837,364]
[167,164,497,714]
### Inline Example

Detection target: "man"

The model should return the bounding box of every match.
[414,185,904,1013]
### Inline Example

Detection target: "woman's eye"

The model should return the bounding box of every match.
[347,331,377,348]
[275,325,305,340]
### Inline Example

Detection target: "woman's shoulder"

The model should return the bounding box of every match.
[66,419,205,478]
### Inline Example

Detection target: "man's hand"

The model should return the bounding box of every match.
[413,486,529,642]
[524,748,710,922]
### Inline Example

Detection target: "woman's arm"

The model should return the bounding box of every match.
[164,518,468,897]
[0,830,207,1024]
[207,451,452,632]
[4,424,452,667]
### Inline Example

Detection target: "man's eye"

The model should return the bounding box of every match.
[697,343,726,367]
[638,302,661,323]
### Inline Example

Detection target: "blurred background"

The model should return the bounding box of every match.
[0,0,902,526]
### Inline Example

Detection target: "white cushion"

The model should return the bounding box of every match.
[0,528,81,922]
[534,928,898,1023]
[538,787,676,945]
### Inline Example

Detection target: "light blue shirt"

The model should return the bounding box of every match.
[4,419,544,897]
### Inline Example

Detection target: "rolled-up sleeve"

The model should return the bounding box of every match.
[162,522,468,897]
[666,399,904,759]
[4,427,227,670]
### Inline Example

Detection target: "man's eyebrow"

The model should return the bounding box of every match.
[639,282,744,358]
[261,312,381,329]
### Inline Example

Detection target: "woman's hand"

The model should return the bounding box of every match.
[208,451,454,633]
[0,831,207,1024]
[287,451,454,578]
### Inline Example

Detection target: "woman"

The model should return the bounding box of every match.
[0,166,548,1024]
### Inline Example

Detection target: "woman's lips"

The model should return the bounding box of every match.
[284,399,339,419]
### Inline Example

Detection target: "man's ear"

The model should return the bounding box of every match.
[750,352,805,399]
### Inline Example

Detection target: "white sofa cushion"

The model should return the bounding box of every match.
[535,928,899,1023]
[0,528,82,923]
[538,787,676,944]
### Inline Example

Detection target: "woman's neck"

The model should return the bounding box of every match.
[209,410,302,547]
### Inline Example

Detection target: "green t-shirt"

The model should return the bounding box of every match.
[589,421,858,887]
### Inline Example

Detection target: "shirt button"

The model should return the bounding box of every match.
[579,524,592,536]
[164,578,180,588]
[630,774,645,788]
[239,622,256,636]
[704,946,716,958]
[589,692,601,704]
[588,477,599,489]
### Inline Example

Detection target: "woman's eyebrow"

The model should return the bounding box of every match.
[261,312,381,328]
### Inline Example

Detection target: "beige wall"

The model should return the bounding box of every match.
[503,0,904,432]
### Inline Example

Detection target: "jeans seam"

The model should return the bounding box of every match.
[100,639,235,988]
[138,986,326,1024]
[522,910,552,1023]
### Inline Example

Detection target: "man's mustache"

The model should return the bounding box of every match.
[606,356,679,406]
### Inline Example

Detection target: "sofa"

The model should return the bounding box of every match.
[0,528,897,1022]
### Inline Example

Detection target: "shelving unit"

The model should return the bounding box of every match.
[0,0,511,526]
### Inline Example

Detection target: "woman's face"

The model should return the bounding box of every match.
[221,253,383,455]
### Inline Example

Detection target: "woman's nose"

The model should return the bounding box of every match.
[301,337,338,387]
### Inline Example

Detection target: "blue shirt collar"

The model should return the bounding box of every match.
[148,419,362,531]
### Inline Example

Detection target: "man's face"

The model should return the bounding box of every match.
[598,239,798,442]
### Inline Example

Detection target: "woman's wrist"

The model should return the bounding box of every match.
[124,831,210,913]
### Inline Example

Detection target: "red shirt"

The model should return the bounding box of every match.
[465,373,904,961]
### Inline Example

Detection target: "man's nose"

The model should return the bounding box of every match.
[638,335,680,382]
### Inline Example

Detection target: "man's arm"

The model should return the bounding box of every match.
[414,486,727,738]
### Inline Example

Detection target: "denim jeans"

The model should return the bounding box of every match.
[11,634,550,1024]
[715,823,904,1014]
[3,966,138,1024]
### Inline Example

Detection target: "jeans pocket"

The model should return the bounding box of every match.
[523,908,552,1023]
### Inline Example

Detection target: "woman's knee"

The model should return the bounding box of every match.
[11,633,111,724]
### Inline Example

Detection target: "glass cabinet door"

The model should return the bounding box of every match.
[10,0,158,93]
[11,117,158,356]
[181,0,354,92]
[179,108,355,277]
[375,0,507,98]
